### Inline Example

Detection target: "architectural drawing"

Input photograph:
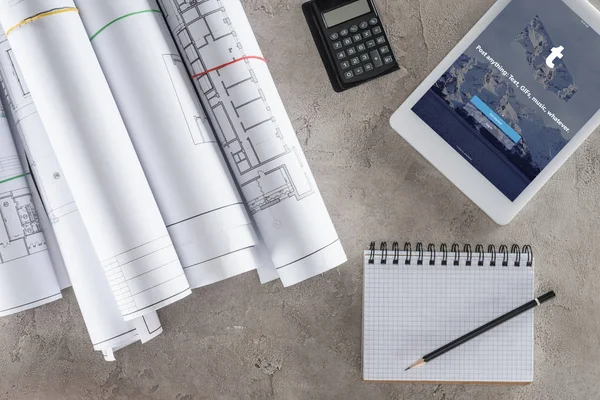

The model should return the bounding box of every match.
[160,0,315,215]
[0,188,46,264]
[0,0,192,320]
[75,0,259,288]
[0,57,163,356]
[101,235,182,316]
[0,37,62,316]
[0,28,165,353]
[0,35,77,224]
[160,0,346,285]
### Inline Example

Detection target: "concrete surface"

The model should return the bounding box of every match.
[2,0,600,398]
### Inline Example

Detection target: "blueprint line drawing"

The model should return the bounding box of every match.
[0,53,62,317]
[75,0,259,288]
[160,0,346,285]
[0,188,46,264]
[0,28,165,354]
[101,235,180,316]
[0,34,81,226]
[190,55,267,79]
[0,0,192,320]
[160,0,316,216]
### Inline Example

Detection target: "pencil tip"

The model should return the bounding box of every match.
[405,358,426,371]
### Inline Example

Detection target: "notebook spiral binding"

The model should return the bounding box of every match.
[368,242,533,267]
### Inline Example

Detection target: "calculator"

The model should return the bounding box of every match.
[303,0,399,92]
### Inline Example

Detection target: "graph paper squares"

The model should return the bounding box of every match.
[363,249,534,383]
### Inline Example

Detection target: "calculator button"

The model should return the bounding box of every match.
[336,51,346,60]
[356,43,366,52]
[343,37,353,46]
[354,66,364,75]
[330,32,339,40]
[366,39,376,48]
[359,21,369,29]
[340,29,349,36]
[362,30,372,39]
[350,57,360,66]
[333,41,343,50]
[370,50,383,67]
[372,26,382,35]
[379,45,390,54]
[353,34,362,42]
[344,70,354,79]
[340,61,350,69]
[360,53,370,62]
[369,17,378,25]
[364,63,374,71]
[350,25,359,33]
[376,36,386,45]
[347,47,357,56]
[383,55,394,64]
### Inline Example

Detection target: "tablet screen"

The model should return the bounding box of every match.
[412,0,600,201]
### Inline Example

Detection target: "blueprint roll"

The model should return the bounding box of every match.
[0,0,191,320]
[368,242,533,267]
[0,98,62,317]
[75,0,261,288]
[159,0,347,286]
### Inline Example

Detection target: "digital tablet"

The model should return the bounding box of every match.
[390,0,600,224]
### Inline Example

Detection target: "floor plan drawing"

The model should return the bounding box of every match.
[160,0,346,285]
[0,37,78,226]
[160,0,316,216]
[0,188,46,264]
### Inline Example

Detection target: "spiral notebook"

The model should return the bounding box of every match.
[363,242,535,384]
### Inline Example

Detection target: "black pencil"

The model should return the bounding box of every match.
[405,291,556,371]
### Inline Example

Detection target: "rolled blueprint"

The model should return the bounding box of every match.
[0,0,191,320]
[0,101,61,317]
[159,0,347,285]
[76,0,260,288]
[0,37,163,359]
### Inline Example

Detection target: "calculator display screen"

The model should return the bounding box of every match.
[322,0,371,28]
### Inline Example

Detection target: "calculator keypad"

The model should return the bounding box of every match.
[327,17,395,83]
[329,17,394,81]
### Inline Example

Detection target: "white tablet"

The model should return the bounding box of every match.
[390,0,600,225]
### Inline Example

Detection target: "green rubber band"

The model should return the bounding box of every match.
[89,9,161,41]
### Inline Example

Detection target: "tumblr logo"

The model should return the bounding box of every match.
[546,46,565,68]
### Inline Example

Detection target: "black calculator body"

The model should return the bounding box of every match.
[303,0,399,92]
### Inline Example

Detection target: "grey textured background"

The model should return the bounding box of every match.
[2,0,600,398]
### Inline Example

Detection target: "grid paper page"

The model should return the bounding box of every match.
[363,252,534,383]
